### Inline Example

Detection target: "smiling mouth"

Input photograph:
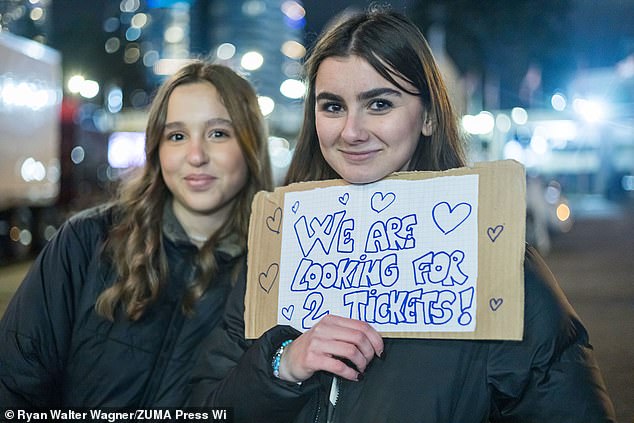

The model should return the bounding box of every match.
[185,174,215,189]
[340,149,380,162]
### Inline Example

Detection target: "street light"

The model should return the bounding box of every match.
[67,74,100,99]
[241,51,264,71]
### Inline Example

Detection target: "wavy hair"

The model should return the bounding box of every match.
[285,8,467,184]
[96,62,272,321]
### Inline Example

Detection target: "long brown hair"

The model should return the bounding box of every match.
[285,8,467,184]
[96,62,273,321]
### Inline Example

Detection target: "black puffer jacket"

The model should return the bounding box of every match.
[0,203,243,407]
[188,245,616,422]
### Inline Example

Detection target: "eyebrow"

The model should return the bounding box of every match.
[316,87,402,103]
[164,117,233,130]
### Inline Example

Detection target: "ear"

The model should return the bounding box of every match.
[421,116,433,136]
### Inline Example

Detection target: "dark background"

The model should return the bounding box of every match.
[42,0,634,109]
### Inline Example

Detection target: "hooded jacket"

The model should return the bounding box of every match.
[188,245,616,422]
[0,202,243,407]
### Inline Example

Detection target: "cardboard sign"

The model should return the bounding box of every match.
[246,160,526,340]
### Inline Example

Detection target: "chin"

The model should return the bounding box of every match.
[340,172,385,185]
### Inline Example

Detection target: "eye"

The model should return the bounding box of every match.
[368,98,393,112]
[166,132,185,142]
[318,101,344,114]
[208,129,232,140]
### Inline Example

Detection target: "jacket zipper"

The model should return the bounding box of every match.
[326,377,341,423]
[313,389,322,423]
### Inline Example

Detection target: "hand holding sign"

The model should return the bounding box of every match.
[277,314,384,383]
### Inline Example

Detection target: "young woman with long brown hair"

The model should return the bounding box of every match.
[0,61,272,407]
[189,10,615,423]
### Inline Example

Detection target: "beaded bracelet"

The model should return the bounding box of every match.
[272,339,293,379]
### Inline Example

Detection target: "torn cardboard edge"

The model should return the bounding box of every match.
[246,159,526,340]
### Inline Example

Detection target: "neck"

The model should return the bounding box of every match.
[188,233,209,243]
[171,202,223,245]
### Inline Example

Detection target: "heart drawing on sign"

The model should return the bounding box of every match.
[281,305,294,321]
[489,297,503,311]
[338,193,349,206]
[487,225,504,242]
[265,207,282,233]
[432,202,472,235]
[258,263,279,293]
[371,191,396,213]
[291,201,300,214]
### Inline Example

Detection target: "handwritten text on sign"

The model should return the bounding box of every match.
[278,175,479,333]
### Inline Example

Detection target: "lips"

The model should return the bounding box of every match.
[340,149,380,162]
[184,173,215,190]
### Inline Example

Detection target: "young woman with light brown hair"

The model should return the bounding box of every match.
[0,61,272,407]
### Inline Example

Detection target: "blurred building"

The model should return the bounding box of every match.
[0,0,52,43]
[204,0,306,137]
[108,0,306,139]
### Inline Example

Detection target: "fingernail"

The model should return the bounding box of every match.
[357,372,364,382]
[378,350,385,360]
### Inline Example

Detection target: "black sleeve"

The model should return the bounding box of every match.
[188,271,319,423]
[0,217,96,406]
[488,245,617,422]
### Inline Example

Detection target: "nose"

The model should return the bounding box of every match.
[187,138,209,166]
[340,111,368,143]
